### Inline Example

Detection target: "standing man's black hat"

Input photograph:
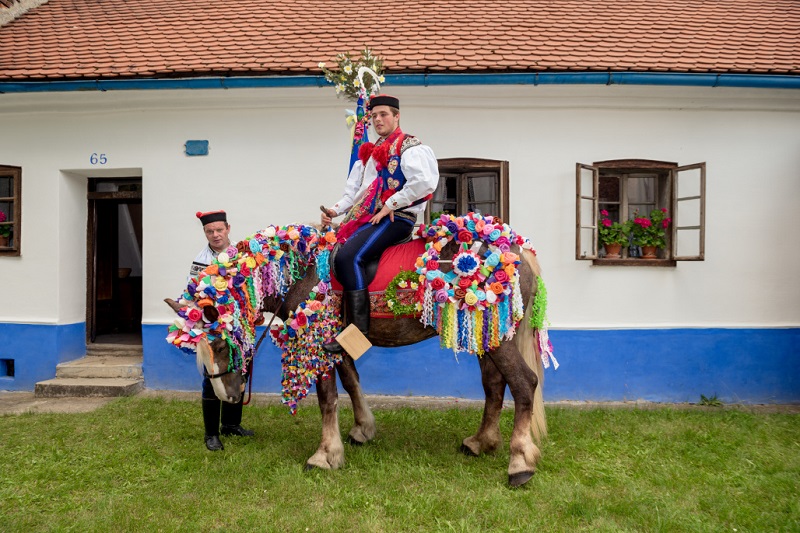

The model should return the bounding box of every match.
[196,210,227,226]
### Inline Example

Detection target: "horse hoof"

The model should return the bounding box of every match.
[508,471,534,487]
[304,463,317,471]
[348,436,365,446]
[459,443,479,457]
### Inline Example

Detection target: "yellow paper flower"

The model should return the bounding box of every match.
[214,277,228,291]
[464,291,479,306]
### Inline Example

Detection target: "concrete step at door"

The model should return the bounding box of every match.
[86,343,143,357]
[35,377,144,398]
[56,355,143,379]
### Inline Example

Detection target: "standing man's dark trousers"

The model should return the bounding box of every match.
[201,376,254,451]
[323,216,415,353]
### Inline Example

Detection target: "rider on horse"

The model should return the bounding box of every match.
[320,94,439,352]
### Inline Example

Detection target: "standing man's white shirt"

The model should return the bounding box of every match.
[189,245,220,281]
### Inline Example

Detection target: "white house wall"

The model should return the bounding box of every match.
[0,83,798,401]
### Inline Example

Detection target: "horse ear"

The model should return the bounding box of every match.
[164,298,183,314]
[203,305,220,322]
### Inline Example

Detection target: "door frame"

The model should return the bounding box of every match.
[85,179,142,343]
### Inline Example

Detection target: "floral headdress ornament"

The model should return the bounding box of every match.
[320,48,386,174]
[319,48,385,102]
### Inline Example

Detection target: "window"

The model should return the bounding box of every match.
[576,159,705,264]
[0,165,21,256]
[427,158,509,223]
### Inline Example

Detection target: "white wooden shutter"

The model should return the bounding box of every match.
[671,163,706,260]
[576,163,599,260]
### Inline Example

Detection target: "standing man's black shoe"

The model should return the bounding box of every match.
[202,397,224,451]
[221,398,254,437]
[221,425,255,437]
[205,435,224,451]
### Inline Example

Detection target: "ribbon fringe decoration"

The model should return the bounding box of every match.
[166,224,339,413]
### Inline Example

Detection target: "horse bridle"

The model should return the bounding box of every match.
[206,296,286,405]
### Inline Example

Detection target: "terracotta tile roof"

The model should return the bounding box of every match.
[0,0,798,81]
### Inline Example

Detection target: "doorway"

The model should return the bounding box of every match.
[87,178,143,344]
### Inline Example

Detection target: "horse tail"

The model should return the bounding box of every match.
[516,249,547,443]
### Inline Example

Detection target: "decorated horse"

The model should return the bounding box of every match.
[165,212,556,487]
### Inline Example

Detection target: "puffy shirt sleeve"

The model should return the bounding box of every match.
[383,144,440,211]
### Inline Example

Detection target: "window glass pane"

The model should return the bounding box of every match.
[579,197,595,228]
[90,179,142,193]
[466,174,498,216]
[467,174,497,201]
[599,204,621,224]
[578,227,596,258]
[676,168,702,198]
[469,202,497,216]
[431,175,458,217]
[0,200,12,222]
[0,176,11,197]
[676,229,701,257]
[599,174,620,203]
[628,175,657,218]
[676,197,701,227]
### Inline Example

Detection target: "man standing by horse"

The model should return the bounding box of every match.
[191,210,254,451]
[320,94,439,353]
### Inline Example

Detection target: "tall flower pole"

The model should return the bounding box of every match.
[319,48,385,175]
[347,67,381,174]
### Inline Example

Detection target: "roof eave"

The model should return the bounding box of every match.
[1,71,799,93]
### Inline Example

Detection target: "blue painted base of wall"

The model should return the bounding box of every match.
[0,322,86,391]
[2,322,796,404]
[545,328,799,404]
[143,325,800,405]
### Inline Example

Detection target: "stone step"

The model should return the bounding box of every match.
[56,356,142,379]
[86,343,143,357]
[35,377,144,398]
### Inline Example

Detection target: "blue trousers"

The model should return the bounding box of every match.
[334,217,415,290]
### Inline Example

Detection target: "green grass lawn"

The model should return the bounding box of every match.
[1,397,798,532]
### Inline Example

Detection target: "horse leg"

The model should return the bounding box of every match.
[305,369,345,470]
[335,355,376,445]
[487,343,541,487]
[461,355,505,457]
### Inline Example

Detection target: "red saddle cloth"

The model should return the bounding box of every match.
[330,238,427,318]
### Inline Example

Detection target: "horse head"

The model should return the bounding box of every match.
[164,298,246,403]
[196,336,246,404]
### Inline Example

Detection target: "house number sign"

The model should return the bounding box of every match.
[89,153,108,165]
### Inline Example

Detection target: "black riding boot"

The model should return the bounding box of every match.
[323,289,370,353]
[221,398,254,437]
[202,398,224,451]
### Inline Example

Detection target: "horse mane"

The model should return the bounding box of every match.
[166,224,336,370]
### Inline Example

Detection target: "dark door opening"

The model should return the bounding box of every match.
[87,179,143,344]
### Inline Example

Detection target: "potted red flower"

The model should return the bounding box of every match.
[598,210,631,258]
[631,208,672,258]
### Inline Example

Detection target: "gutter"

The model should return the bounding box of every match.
[0,71,798,93]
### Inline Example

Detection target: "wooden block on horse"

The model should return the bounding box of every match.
[336,324,372,360]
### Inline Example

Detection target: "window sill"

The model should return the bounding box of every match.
[592,258,676,267]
